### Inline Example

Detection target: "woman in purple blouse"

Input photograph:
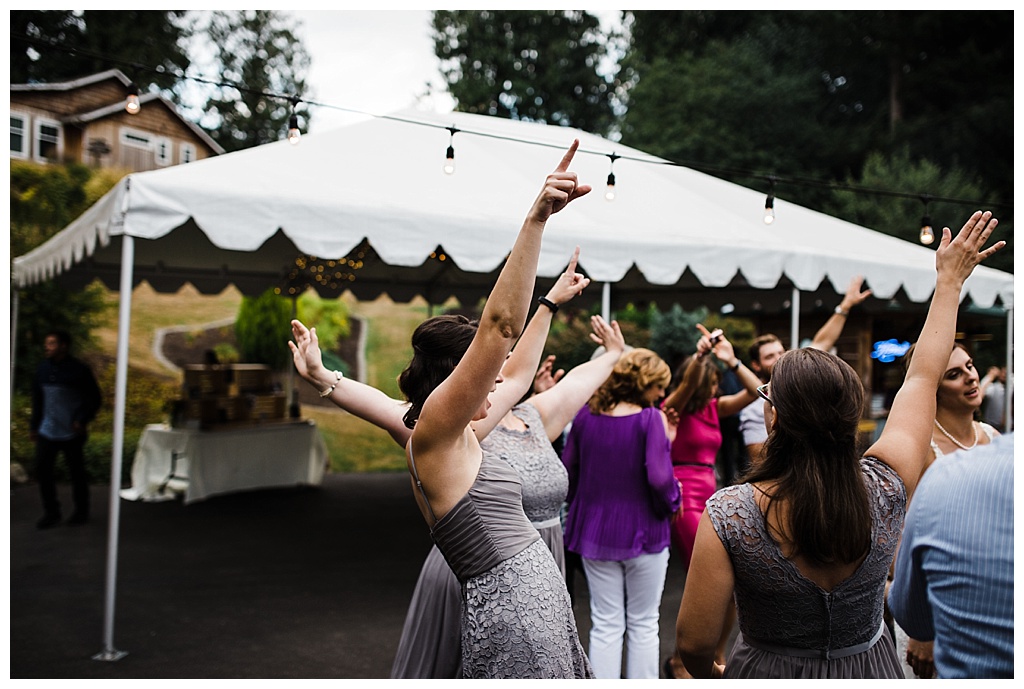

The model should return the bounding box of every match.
[562,347,681,679]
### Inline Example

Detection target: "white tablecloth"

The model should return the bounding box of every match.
[122,421,328,504]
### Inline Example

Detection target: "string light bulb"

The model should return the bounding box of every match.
[443,126,458,175]
[919,195,934,244]
[125,83,140,114]
[763,177,776,225]
[288,114,301,145]
[605,153,619,201]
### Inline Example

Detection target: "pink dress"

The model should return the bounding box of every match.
[669,400,721,568]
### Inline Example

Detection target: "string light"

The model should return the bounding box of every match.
[763,177,776,225]
[125,83,140,114]
[443,126,458,175]
[605,153,619,201]
[9,33,1009,217]
[919,194,935,245]
[287,99,302,144]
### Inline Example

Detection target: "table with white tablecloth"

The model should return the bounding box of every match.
[122,421,328,504]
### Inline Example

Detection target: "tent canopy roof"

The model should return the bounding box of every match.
[12,109,1013,313]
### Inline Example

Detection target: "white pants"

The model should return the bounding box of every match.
[582,548,670,679]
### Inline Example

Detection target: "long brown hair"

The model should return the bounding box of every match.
[742,348,871,566]
[672,353,720,414]
[588,348,670,414]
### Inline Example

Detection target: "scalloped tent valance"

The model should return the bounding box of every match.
[12,109,1013,314]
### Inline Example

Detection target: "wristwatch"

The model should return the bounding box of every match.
[834,306,850,317]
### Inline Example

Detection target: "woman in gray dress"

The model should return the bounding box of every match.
[675,210,1003,678]
[292,141,598,675]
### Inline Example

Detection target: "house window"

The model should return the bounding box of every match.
[34,118,62,162]
[154,136,172,166]
[180,142,197,164]
[10,112,29,159]
[120,127,152,149]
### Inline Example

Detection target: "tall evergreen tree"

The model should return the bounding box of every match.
[432,10,622,136]
[201,10,312,152]
[9,9,191,96]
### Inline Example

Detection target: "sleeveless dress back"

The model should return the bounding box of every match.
[706,457,906,678]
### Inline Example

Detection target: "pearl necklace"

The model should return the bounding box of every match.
[934,418,979,451]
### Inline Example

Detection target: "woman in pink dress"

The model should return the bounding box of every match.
[661,324,761,678]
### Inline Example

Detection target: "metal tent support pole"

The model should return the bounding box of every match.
[11,285,19,401]
[790,287,801,349]
[602,282,611,322]
[93,235,134,663]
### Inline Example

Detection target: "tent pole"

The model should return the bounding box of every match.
[1005,307,1013,433]
[287,296,297,412]
[11,285,19,401]
[93,236,133,662]
[790,287,801,349]
[602,282,611,322]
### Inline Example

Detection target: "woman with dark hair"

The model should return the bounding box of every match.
[675,210,1003,678]
[561,347,681,679]
[891,340,1000,678]
[314,141,591,678]
[661,325,760,678]
[289,246,624,677]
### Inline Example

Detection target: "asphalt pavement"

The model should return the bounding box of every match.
[9,473,690,679]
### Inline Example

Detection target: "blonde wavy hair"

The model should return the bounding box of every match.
[588,348,671,413]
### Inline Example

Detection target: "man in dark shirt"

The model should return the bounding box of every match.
[30,330,102,528]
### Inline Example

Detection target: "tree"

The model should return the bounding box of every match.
[201,10,312,152]
[9,10,192,96]
[10,161,114,392]
[432,10,622,136]
[619,10,1013,259]
[235,288,295,370]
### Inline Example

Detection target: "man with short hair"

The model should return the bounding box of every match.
[738,277,871,465]
[30,329,102,529]
[887,433,1014,679]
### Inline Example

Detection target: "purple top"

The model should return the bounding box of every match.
[562,405,681,561]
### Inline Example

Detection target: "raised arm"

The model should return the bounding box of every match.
[699,325,762,418]
[809,275,872,351]
[470,246,590,439]
[414,141,591,457]
[865,211,1003,496]
[529,315,625,441]
[289,319,411,447]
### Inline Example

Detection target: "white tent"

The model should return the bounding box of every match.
[11,109,1014,660]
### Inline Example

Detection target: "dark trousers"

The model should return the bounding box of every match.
[35,435,90,518]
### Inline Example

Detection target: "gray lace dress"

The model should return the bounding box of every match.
[706,457,906,678]
[408,430,592,679]
[389,403,571,678]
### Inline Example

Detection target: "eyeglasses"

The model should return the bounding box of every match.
[757,383,773,406]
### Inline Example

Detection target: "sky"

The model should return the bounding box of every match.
[289,10,454,134]
[287,9,624,134]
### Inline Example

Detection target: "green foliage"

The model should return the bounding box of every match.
[432,10,622,135]
[213,342,240,364]
[9,10,192,95]
[11,160,120,394]
[826,146,1012,274]
[619,10,1013,255]
[296,291,350,351]
[235,288,294,370]
[201,10,312,151]
[648,304,707,373]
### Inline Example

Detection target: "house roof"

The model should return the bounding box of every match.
[11,68,225,155]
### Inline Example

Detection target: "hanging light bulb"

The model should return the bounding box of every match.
[919,215,934,245]
[288,114,301,145]
[605,152,619,201]
[763,176,776,225]
[125,83,141,114]
[443,127,458,175]
[444,144,456,175]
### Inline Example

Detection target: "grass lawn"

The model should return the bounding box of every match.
[95,281,437,473]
